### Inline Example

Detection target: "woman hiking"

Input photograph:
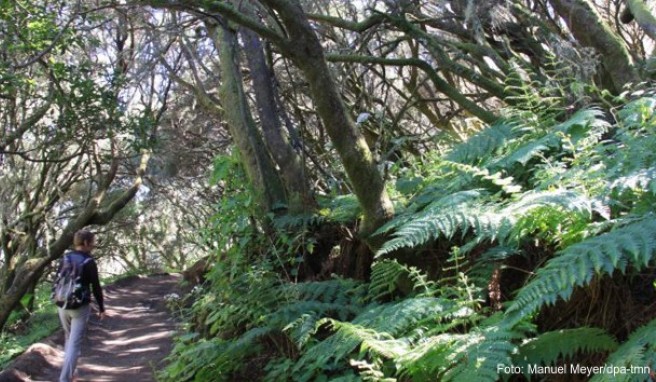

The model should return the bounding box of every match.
[53,229,105,382]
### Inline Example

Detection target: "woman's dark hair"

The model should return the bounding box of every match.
[73,229,95,247]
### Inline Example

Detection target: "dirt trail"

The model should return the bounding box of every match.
[0,274,182,382]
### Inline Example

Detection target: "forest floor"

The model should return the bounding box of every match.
[0,273,182,382]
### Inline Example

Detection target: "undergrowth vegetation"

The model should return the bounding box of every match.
[160,88,656,381]
[0,286,59,369]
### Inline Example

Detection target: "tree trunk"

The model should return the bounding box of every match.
[145,0,393,247]
[626,0,656,41]
[259,0,395,244]
[548,0,638,92]
[241,27,316,214]
[210,22,287,213]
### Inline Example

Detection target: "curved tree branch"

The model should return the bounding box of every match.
[326,54,498,124]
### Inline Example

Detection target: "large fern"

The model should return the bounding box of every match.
[445,120,523,165]
[163,327,275,382]
[377,188,594,257]
[270,278,368,334]
[291,297,465,381]
[397,314,531,382]
[376,202,503,257]
[507,214,656,322]
[164,93,656,382]
[368,259,436,300]
[513,327,618,371]
[590,318,656,382]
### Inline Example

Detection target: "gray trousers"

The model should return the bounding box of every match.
[58,304,91,382]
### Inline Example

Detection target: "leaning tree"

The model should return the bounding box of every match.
[0,1,163,330]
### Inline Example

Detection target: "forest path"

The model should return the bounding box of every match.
[0,274,182,382]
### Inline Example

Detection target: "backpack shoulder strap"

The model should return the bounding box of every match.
[66,251,89,263]
[61,252,91,275]
[58,253,72,272]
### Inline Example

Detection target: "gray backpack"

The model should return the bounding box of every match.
[52,252,92,309]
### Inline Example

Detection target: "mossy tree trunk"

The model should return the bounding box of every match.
[209,21,287,214]
[143,0,395,248]
[548,0,638,91]
[258,0,395,244]
[241,27,316,214]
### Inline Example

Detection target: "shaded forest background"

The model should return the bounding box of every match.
[1,0,656,380]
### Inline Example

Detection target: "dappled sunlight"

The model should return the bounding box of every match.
[122,346,162,354]
[10,274,183,382]
[103,330,173,347]
[97,322,170,338]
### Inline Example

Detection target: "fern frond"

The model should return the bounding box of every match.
[618,96,656,130]
[350,359,397,382]
[378,187,596,258]
[273,213,325,230]
[446,120,522,165]
[405,264,437,297]
[554,108,609,135]
[413,188,488,215]
[376,189,486,236]
[440,330,518,382]
[270,301,361,326]
[505,189,594,217]
[376,203,503,257]
[368,260,409,301]
[398,315,527,382]
[444,161,523,194]
[507,215,656,322]
[269,279,367,327]
[354,298,462,336]
[291,321,366,380]
[469,246,521,287]
[590,318,656,382]
[395,332,459,380]
[610,167,656,195]
[328,373,366,382]
[325,319,411,359]
[293,297,461,379]
[171,326,274,381]
[557,108,610,149]
[286,279,366,305]
[321,195,362,223]
[502,190,594,245]
[283,313,320,349]
[491,108,607,172]
[202,271,283,333]
[491,133,558,169]
[513,328,618,370]
[368,260,436,301]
